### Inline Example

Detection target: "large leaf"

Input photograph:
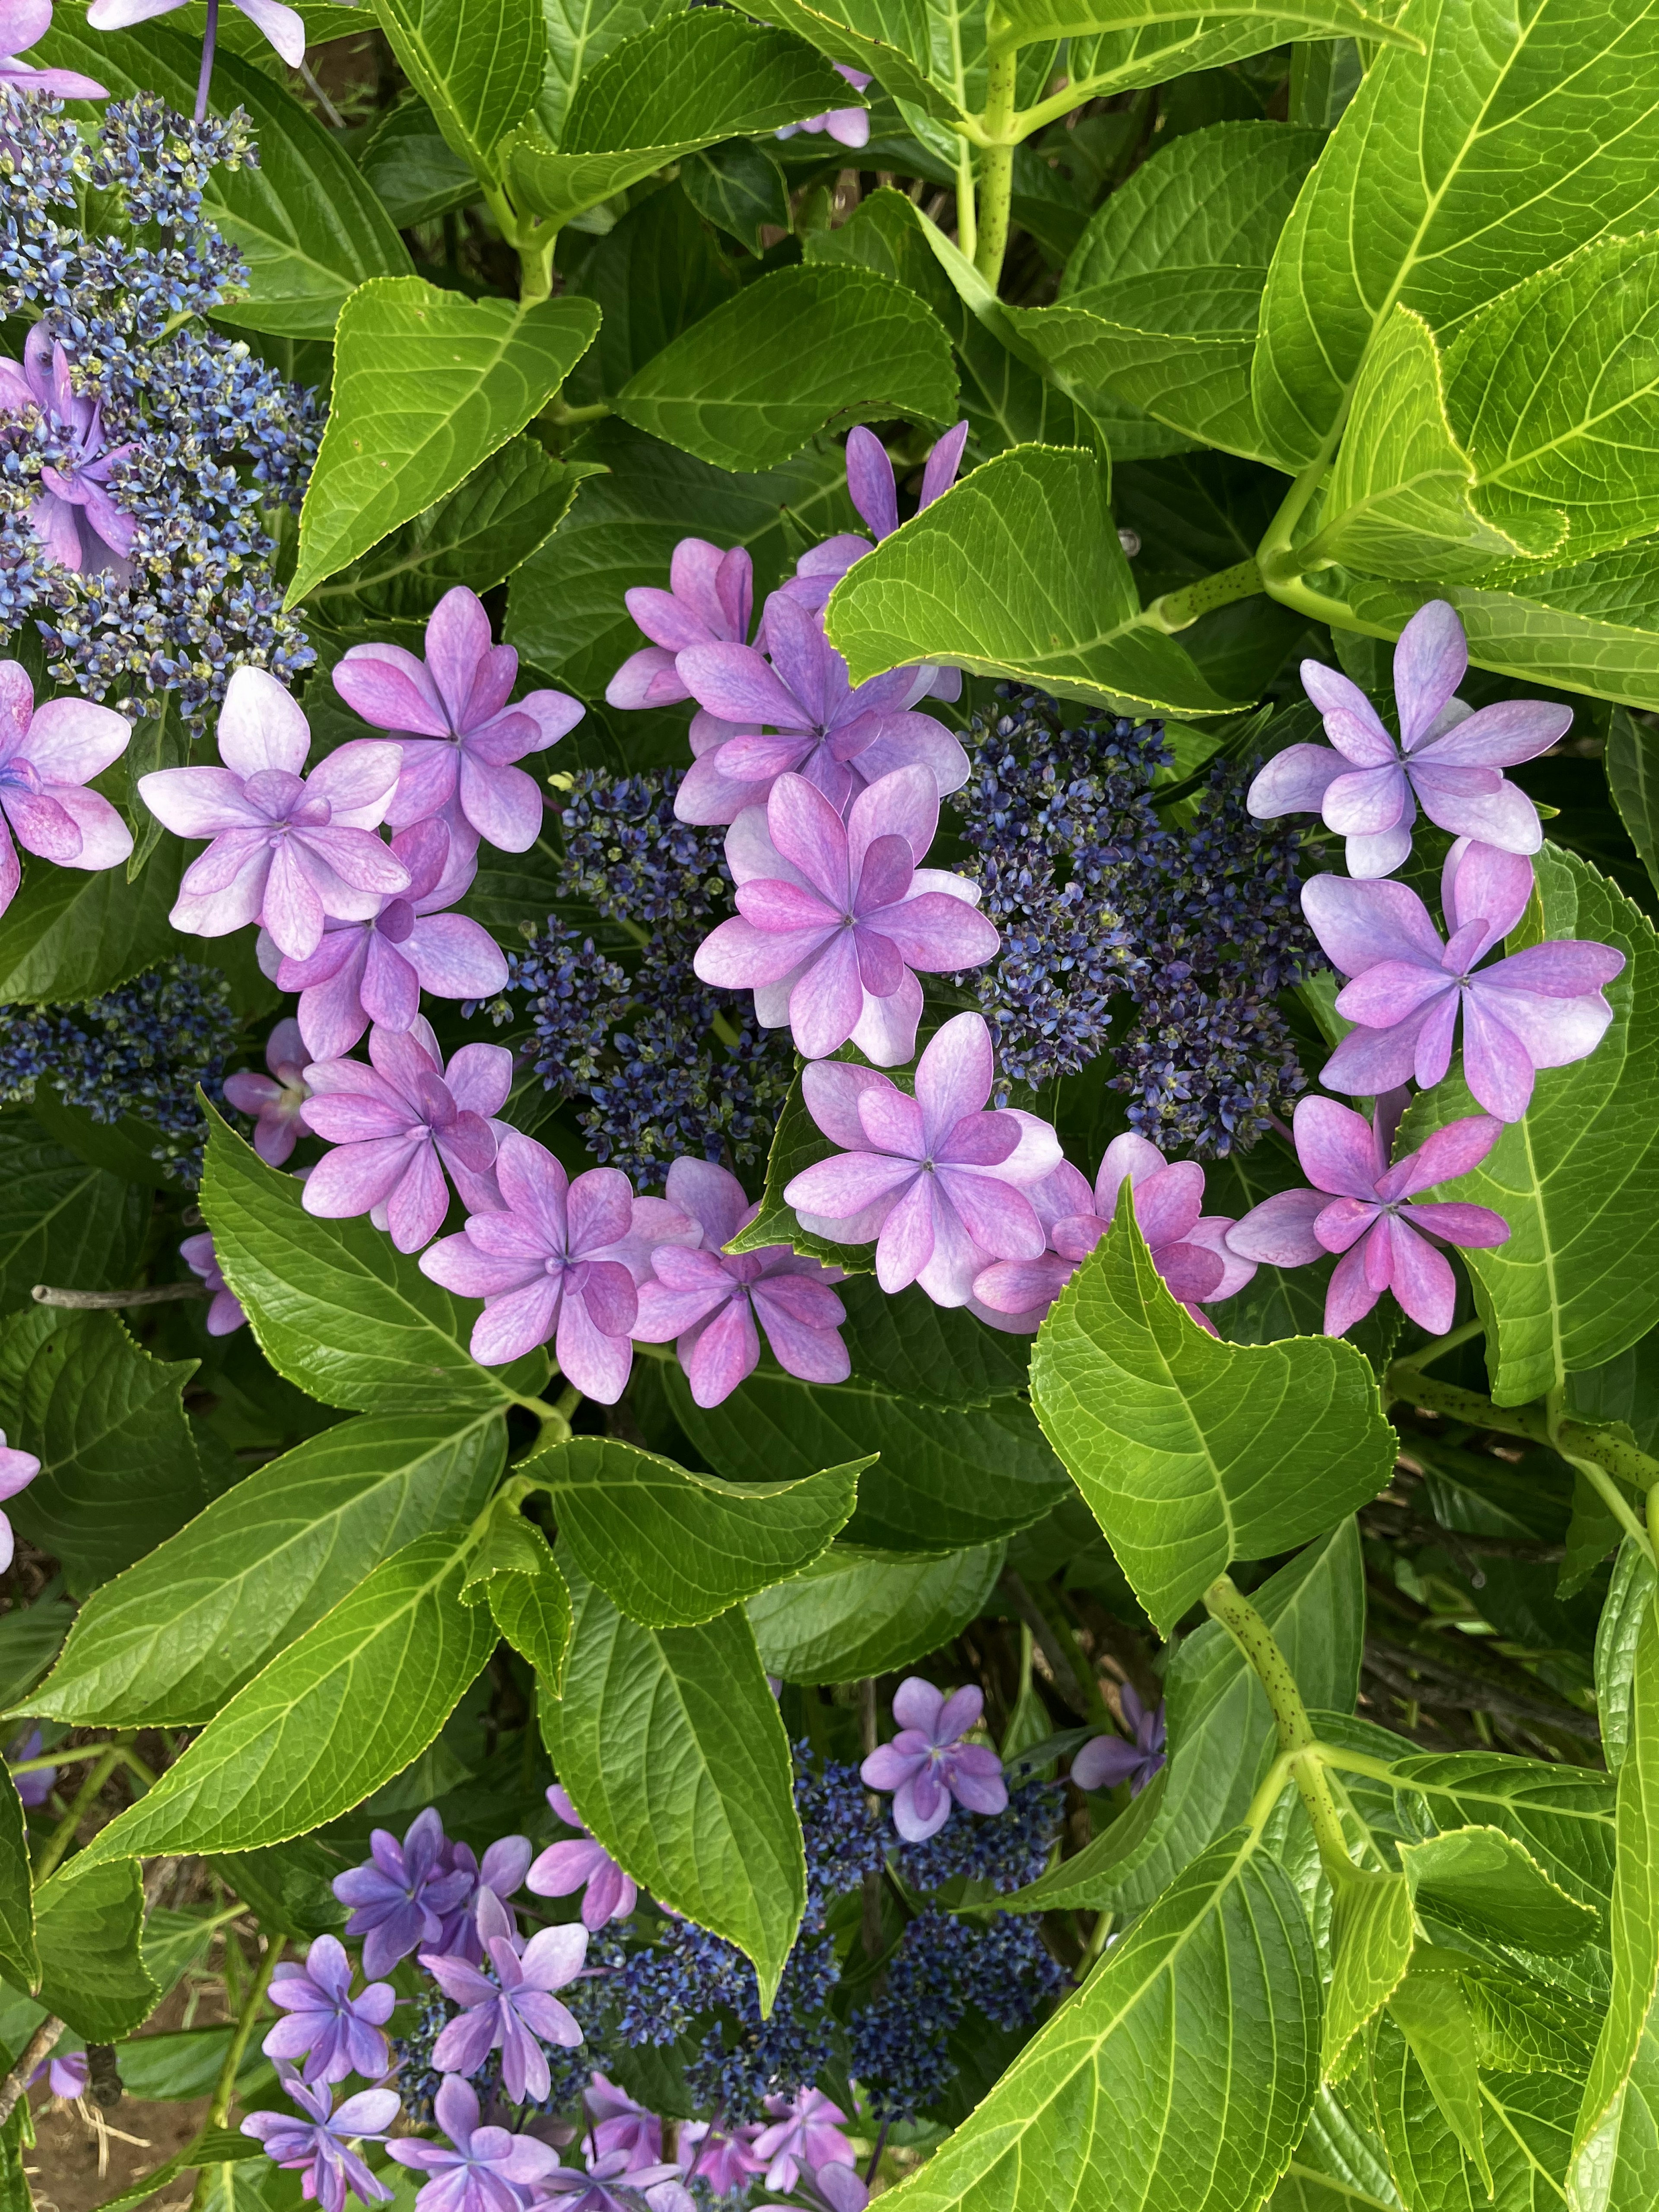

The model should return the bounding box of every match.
[1596,1542,1656,1774]
[1004,1522,1363,1914]
[870,1827,1319,2212]
[0,1113,146,1321]
[1375,2018,1577,2212]
[1400,1826,1601,1955]
[1607,707,1659,901]
[199,1107,537,1416]
[1030,1189,1398,1632]
[615,264,956,473]
[833,1275,1030,1408]
[0,842,184,1005]
[505,13,854,227]
[565,186,741,404]
[0,1771,34,1994]
[289,279,601,604]
[1388,1752,1617,1911]
[33,1859,159,2043]
[35,19,410,336]
[1000,0,1403,44]
[736,0,960,120]
[370,0,545,180]
[747,1539,1006,1682]
[74,1531,498,1870]
[538,0,687,138]
[527,1434,861,1627]
[661,1362,1068,1553]
[0,1309,210,1598]
[37,1410,505,1726]
[1271,2089,1400,2212]
[1410,847,1659,1405]
[1253,0,1659,467]
[542,1556,805,2007]
[358,96,482,227]
[1008,122,1322,465]
[825,445,1250,721]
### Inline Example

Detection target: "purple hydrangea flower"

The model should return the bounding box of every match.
[420,1131,688,1397]
[0,0,108,95]
[972,1132,1255,1338]
[7,1726,54,1811]
[0,1429,39,1574]
[1225,1093,1510,1338]
[432,1833,534,1964]
[751,2089,855,2196]
[334,588,584,859]
[273,818,509,1062]
[301,1018,512,1254]
[140,667,409,961]
[775,61,871,147]
[783,1011,1062,1305]
[1303,839,1625,1122]
[423,1893,588,2106]
[676,2123,764,2199]
[331,1807,473,1978]
[1249,601,1570,877]
[672,592,968,826]
[860,1677,1007,1843]
[527,1784,637,1930]
[779,424,970,629]
[631,1157,849,1407]
[242,2076,401,2212]
[0,327,136,575]
[585,2077,661,2171]
[1071,1685,1167,1796]
[88,0,306,66]
[261,1933,396,2087]
[180,1231,248,1337]
[388,2073,563,2212]
[693,766,998,1065]
[606,541,754,714]
[0,658,133,920]
[223,1016,313,1167]
[31,2048,89,2099]
[758,2165,869,2212]
[539,2151,696,2212]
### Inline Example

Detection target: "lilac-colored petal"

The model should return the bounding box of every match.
[1403,1199,1510,1248]
[1422,696,1571,768]
[1292,1096,1385,1201]
[1416,771,1542,855]
[216,663,311,778]
[1301,874,1444,977]
[1393,599,1468,750]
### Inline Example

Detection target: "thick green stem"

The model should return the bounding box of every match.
[1143,558,1262,633]
[1204,1576,1352,1876]
[973,44,1018,288]
[33,1744,124,1882]
[1389,1366,1659,1498]
[1546,1385,1656,1567]
[953,137,978,267]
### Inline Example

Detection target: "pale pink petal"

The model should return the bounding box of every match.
[216,664,311,779]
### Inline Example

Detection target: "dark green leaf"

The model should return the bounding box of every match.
[566,185,740,403]
[1607,706,1659,903]
[683,140,792,256]
[0,842,184,1005]
[0,1772,34,1995]
[833,1275,1030,1409]
[209,1840,351,1942]
[369,0,545,179]
[747,1539,1006,1683]
[34,1858,159,2042]
[358,96,483,226]
[0,1113,147,1322]
[538,0,688,138]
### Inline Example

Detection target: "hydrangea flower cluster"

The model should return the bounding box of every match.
[242,1703,1068,2212]
[0,85,317,720]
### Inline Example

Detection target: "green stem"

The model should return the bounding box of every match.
[542,398,610,429]
[553,1383,581,1425]
[1545,1384,1656,1567]
[1388,1366,1659,1498]
[1394,1316,1487,1376]
[973,43,1018,288]
[1204,1577,1352,1876]
[953,137,978,266]
[32,1743,124,1882]
[1142,558,1262,634]
[483,183,558,306]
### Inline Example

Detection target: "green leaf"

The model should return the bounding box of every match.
[85,2128,267,2212]
[0,1309,210,1598]
[1596,1540,1656,1774]
[142,1908,222,1999]
[1270,2088,1399,2212]
[683,140,792,257]
[0,1772,34,1995]
[527,1434,861,1627]
[33,22,411,337]
[505,14,855,229]
[660,1361,1068,1553]
[1004,1522,1363,1914]
[833,1275,1030,1408]
[543,1555,805,2006]
[825,444,1251,721]
[1253,0,1659,469]
[358,96,483,227]
[565,185,740,404]
[737,0,957,119]
[615,263,956,472]
[73,1530,498,1870]
[462,1491,556,1597]
[868,1826,1319,2212]
[1408,847,1659,1404]
[489,1544,573,1690]
[1607,706,1659,903]
[34,1858,159,2042]
[200,1105,537,1415]
[1325,1872,1414,2075]
[1389,1753,1616,1913]
[537,0,686,139]
[1029,1186,1398,1633]
[0,1114,146,1322]
[0,841,184,1005]
[1386,1972,1492,2192]
[369,0,545,180]
[289,279,601,604]
[1008,122,1322,465]
[747,1540,1005,1683]
[1400,1827,1601,1955]
[996,0,1404,45]
[1375,2013,1576,2211]
[209,1840,350,1942]
[308,439,594,621]
[36,1409,505,1726]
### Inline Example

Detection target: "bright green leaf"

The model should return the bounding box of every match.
[1375,2014,1576,2211]
[1401,1826,1601,1955]
[369,0,545,179]
[1387,1972,1492,2191]
[34,1858,159,2043]
[738,0,957,118]
[538,0,687,139]
[747,1540,1006,1683]
[1389,1753,1616,1912]
[1270,2087,1399,2212]
[489,1545,573,1691]
[997,0,1404,48]
[1596,1541,1655,1774]
[0,1113,146,1322]
[1325,1872,1414,2075]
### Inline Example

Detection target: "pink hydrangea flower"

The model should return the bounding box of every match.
[694,767,997,1065]
[140,667,408,960]
[1225,1093,1510,1337]
[243,2077,401,2212]
[775,61,871,146]
[301,1019,512,1254]
[223,1016,312,1167]
[972,1132,1256,1337]
[420,1131,683,1397]
[0,0,108,95]
[1249,601,1570,877]
[87,0,306,69]
[388,2072,563,2212]
[0,328,135,573]
[631,1158,849,1407]
[752,2090,855,2196]
[677,2124,765,2199]
[607,541,755,714]
[0,658,132,918]
[585,2077,662,2172]
[272,819,508,1061]
[1304,839,1624,1121]
[673,592,968,826]
[333,587,584,858]
[527,1783,637,1930]
[860,1677,1007,1842]
[1071,1685,1166,1796]
[0,1429,39,1574]
[783,1012,1062,1305]
[181,1230,247,1336]
[423,1892,588,2106]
